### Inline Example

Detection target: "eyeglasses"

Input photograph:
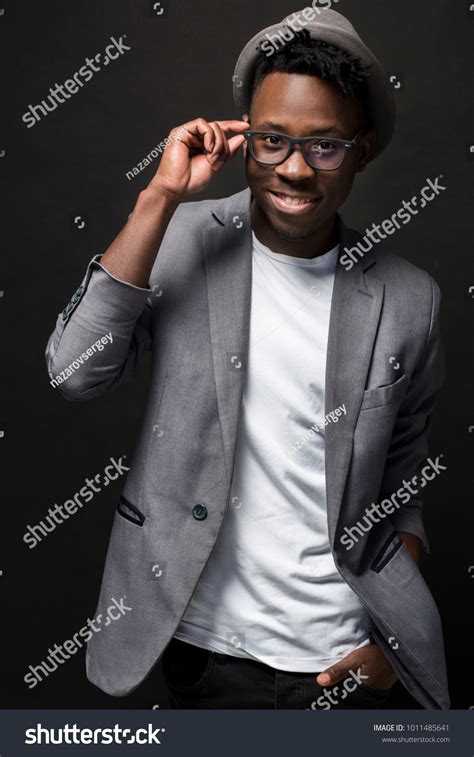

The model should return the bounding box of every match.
[243,129,362,171]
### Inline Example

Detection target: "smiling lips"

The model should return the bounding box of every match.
[269,190,322,214]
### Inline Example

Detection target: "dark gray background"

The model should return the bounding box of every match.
[1,0,473,709]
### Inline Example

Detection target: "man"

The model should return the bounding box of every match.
[46,7,449,709]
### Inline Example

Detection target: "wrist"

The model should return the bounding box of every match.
[137,183,182,215]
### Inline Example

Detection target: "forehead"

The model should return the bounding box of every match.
[251,72,361,135]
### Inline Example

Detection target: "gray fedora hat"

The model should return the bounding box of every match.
[232,7,395,160]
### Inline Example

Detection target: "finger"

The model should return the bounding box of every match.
[182,118,216,154]
[214,120,250,135]
[210,133,245,173]
[316,651,359,686]
[170,128,212,157]
[208,121,227,164]
[174,119,249,158]
[228,134,246,157]
[171,128,204,153]
[317,663,347,686]
[215,122,232,163]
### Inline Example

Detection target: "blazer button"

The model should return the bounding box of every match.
[71,287,83,303]
[192,504,208,521]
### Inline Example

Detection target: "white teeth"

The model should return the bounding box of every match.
[278,194,314,206]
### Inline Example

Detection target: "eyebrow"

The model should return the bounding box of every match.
[254,121,346,137]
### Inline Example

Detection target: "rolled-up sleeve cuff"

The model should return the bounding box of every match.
[61,254,152,324]
[93,256,153,293]
[47,254,153,360]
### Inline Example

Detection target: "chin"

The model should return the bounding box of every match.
[266,210,322,242]
[271,223,316,241]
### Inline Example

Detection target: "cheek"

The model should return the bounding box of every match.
[322,168,357,205]
[245,158,270,190]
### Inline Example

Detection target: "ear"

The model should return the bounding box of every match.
[357,128,376,172]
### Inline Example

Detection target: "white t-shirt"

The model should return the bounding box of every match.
[175,231,370,671]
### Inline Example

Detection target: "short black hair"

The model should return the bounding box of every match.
[251,28,373,126]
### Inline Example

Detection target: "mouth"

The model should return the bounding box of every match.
[268,190,322,215]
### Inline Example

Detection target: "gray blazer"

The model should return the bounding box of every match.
[46,187,449,709]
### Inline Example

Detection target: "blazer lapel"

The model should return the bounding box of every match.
[203,189,253,483]
[325,217,385,544]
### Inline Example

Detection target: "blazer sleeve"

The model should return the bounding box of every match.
[45,255,153,400]
[378,275,445,554]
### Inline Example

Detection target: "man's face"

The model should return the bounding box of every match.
[245,72,373,242]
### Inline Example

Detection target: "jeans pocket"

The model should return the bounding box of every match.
[162,639,215,690]
[350,681,393,708]
[358,681,393,696]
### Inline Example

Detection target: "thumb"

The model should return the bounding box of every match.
[228,134,246,158]
[317,652,356,686]
[210,135,245,174]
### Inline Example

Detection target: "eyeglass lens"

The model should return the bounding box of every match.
[250,133,347,170]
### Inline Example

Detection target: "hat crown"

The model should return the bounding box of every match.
[233,7,396,160]
[282,7,359,39]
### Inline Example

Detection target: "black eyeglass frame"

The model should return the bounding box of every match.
[243,129,363,171]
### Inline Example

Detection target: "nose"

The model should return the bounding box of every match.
[274,146,315,182]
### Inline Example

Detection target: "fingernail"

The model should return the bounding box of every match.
[318,674,330,685]
[209,153,220,164]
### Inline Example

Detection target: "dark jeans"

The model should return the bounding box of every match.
[162,637,392,709]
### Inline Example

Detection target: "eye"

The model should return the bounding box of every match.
[311,140,337,152]
[263,134,284,146]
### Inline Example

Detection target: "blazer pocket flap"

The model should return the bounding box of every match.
[116,496,146,527]
[360,373,408,411]
[371,531,404,573]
